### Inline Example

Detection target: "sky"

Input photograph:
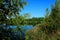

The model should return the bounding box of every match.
[20,0,55,18]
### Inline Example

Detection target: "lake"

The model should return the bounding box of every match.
[1,25,34,40]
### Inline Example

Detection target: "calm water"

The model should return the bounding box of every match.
[1,25,34,39]
[2,25,34,32]
[10,25,34,38]
[9,25,33,31]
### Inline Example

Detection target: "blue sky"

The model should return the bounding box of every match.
[20,0,55,18]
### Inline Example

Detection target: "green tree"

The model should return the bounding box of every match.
[25,0,60,40]
[25,17,44,26]
[0,0,27,25]
[0,0,27,40]
[45,8,49,18]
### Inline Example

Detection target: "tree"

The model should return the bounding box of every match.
[25,17,44,26]
[25,0,60,40]
[0,0,27,25]
[0,0,27,40]
[45,8,49,18]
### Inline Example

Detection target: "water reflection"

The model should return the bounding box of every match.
[1,25,33,40]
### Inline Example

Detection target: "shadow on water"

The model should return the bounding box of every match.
[0,24,34,40]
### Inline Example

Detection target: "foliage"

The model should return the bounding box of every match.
[0,0,27,40]
[11,15,25,26]
[0,0,27,25]
[25,17,44,26]
[25,0,60,40]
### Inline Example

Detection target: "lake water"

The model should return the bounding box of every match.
[2,24,34,33]
[1,25,34,40]
[10,25,34,39]
[9,25,34,31]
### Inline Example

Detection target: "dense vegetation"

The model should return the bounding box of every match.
[25,17,44,26]
[25,0,60,40]
[0,0,60,40]
[0,0,27,40]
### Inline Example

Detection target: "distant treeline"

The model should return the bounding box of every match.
[25,17,44,26]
